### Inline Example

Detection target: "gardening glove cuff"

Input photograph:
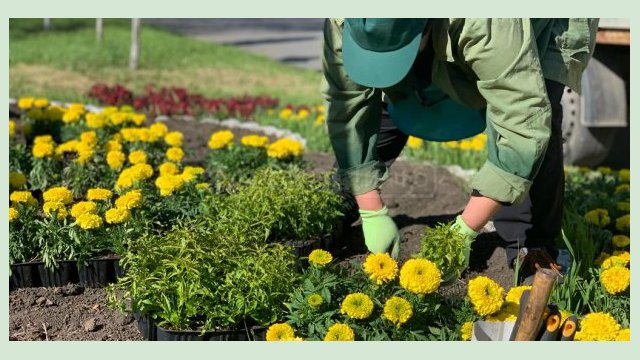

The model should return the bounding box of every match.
[359,206,400,259]
[452,215,479,240]
[441,216,478,285]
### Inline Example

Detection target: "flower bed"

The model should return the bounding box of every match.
[9,98,328,290]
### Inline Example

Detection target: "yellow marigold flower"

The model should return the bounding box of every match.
[461,321,474,341]
[618,169,630,183]
[265,323,295,341]
[399,258,441,295]
[600,266,630,295]
[115,190,143,210]
[128,150,148,165]
[43,187,73,204]
[296,108,310,120]
[62,110,82,124]
[166,147,184,162]
[55,140,79,156]
[9,207,19,222]
[109,112,129,126]
[180,166,205,183]
[615,184,630,194]
[43,201,67,218]
[314,114,326,126]
[616,214,630,233]
[9,172,27,189]
[80,131,98,147]
[195,182,210,190]
[340,293,374,320]
[164,131,183,147]
[279,108,293,120]
[75,142,94,164]
[105,139,122,152]
[85,113,107,129]
[105,207,131,224]
[505,285,531,305]
[363,253,398,285]
[116,164,154,190]
[70,201,98,218]
[601,255,629,270]
[324,323,355,341]
[9,120,16,137]
[316,104,326,113]
[208,130,234,150]
[131,113,146,126]
[75,213,103,230]
[32,142,55,158]
[9,191,37,205]
[406,136,424,150]
[308,249,332,267]
[34,135,53,144]
[443,141,458,149]
[486,301,519,322]
[467,276,504,316]
[33,98,49,108]
[107,151,126,171]
[616,328,630,341]
[18,97,35,109]
[307,293,323,308]
[266,138,304,159]
[383,296,413,327]
[87,188,113,201]
[575,312,621,341]
[612,235,630,248]
[149,123,169,140]
[155,174,185,196]
[617,202,630,213]
[240,134,269,148]
[102,106,118,115]
[584,209,610,227]
[68,103,85,113]
[613,250,630,262]
[159,162,179,176]
[120,128,139,142]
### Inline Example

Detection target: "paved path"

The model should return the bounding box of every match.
[144,18,325,70]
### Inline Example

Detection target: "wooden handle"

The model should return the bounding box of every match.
[509,290,531,341]
[560,316,579,341]
[514,269,558,341]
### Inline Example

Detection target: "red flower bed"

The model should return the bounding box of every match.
[88,84,279,119]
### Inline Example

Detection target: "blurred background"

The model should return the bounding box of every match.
[9,18,630,168]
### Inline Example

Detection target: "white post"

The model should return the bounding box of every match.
[129,18,141,70]
[96,18,103,44]
[43,18,51,31]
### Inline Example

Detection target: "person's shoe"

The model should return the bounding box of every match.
[514,247,563,285]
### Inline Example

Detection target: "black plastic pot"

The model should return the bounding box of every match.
[78,258,119,288]
[134,312,157,341]
[10,262,42,288]
[156,325,256,341]
[286,238,322,272]
[114,258,125,279]
[37,261,78,287]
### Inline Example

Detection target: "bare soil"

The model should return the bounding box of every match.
[9,119,514,341]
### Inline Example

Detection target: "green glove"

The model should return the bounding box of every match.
[359,206,400,259]
[441,215,479,284]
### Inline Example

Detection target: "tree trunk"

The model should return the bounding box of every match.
[96,18,103,44]
[43,18,51,31]
[129,18,141,70]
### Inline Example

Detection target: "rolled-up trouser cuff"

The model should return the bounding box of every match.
[336,160,389,195]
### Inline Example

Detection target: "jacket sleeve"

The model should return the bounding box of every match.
[321,18,388,195]
[461,18,552,204]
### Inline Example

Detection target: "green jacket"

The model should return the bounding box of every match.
[321,18,598,204]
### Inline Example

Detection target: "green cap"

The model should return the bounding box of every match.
[343,18,428,88]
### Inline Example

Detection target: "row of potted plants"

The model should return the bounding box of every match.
[9,98,315,290]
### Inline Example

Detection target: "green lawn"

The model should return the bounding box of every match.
[9,19,323,105]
